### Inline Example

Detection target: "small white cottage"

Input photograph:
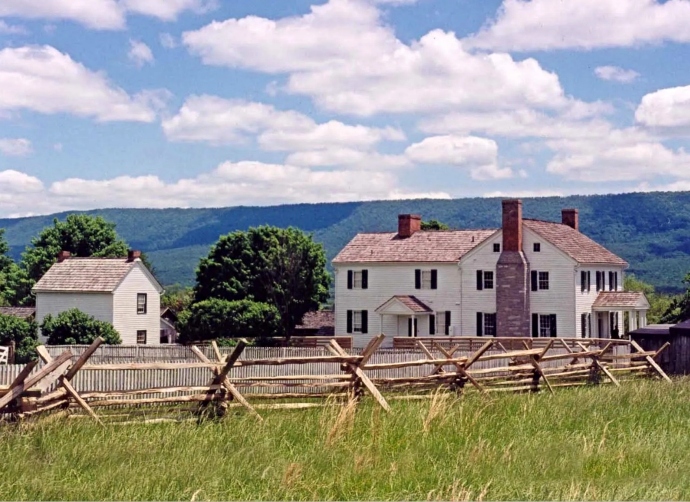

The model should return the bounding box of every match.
[33,250,163,345]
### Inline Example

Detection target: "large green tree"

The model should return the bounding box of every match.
[624,274,675,325]
[0,229,14,306]
[661,273,690,324]
[0,313,38,363]
[40,308,121,345]
[194,226,330,337]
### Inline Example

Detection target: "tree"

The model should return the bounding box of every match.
[421,219,449,231]
[194,226,330,337]
[0,314,38,363]
[178,298,281,343]
[624,274,675,325]
[161,284,194,312]
[0,229,15,306]
[661,273,690,324]
[40,309,121,345]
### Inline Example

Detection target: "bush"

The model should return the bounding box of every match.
[0,314,39,363]
[178,298,281,344]
[41,309,122,345]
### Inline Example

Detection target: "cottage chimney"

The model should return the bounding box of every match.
[562,209,579,231]
[501,199,523,252]
[57,250,71,263]
[398,214,421,238]
[127,250,142,262]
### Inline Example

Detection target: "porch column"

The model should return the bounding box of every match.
[630,310,637,332]
[411,314,416,337]
[379,314,383,336]
[641,312,647,328]
[592,312,599,338]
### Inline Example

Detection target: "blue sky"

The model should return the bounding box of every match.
[1,0,690,217]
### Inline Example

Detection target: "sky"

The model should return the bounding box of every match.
[1,0,690,217]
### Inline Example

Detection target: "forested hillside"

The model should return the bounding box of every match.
[2,192,690,292]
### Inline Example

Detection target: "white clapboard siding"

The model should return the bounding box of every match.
[575,265,626,338]
[36,292,114,342]
[112,264,161,345]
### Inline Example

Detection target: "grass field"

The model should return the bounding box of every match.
[1,380,690,501]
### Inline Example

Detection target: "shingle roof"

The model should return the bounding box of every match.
[593,292,649,309]
[295,310,335,335]
[33,258,137,292]
[332,230,497,263]
[0,307,36,319]
[392,295,433,313]
[523,220,627,266]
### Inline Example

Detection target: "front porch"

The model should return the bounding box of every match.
[591,292,650,338]
[375,295,435,337]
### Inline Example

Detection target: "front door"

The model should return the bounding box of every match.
[407,318,418,337]
[597,313,603,339]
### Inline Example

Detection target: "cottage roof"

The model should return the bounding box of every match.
[332,230,497,263]
[295,310,335,335]
[33,257,161,293]
[0,306,36,319]
[523,220,627,266]
[592,291,650,310]
[375,295,433,314]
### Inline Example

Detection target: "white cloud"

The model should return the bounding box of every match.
[286,149,410,169]
[0,138,32,156]
[468,0,690,51]
[636,85,690,128]
[159,33,177,49]
[0,0,124,30]
[0,163,450,216]
[405,135,513,180]
[121,0,217,21]
[162,96,406,166]
[182,0,571,117]
[0,20,27,34]
[594,66,640,83]
[0,45,163,122]
[128,40,154,67]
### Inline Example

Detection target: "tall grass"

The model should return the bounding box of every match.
[2,380,690,500]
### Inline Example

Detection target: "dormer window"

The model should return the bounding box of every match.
[533,243,541,252]
[493,243,500,252]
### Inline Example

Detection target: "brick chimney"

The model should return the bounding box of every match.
[496,199,531,337]
[127,250,142,262]
[398,214,421,238]
[57,250,71,263]
[562,209,579,231]
[502,199,523,252]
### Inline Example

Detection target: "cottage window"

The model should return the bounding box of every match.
[538,272,549,290]
[415,269,438,289]
[137,293,147,314]
[532,313,557,337]
[346,310,368,334]
[581,271,591,292]
[483,271,494,290]
[347,270,368,289]
[493,243,501,252]
[353,311,362,332]
[533,243,541,252]
[421,270,432,289]
[136,330,147,344]
[484,313,497,337]
[539,315,551,337]
[436,312,445,336]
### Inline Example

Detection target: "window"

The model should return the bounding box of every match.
[137,293,147,314]
[581,270,591,292]
[429,315,436,335]
[596,270,606,292]
[532,314,557,337]
[346,310,368,334]
[609,271,619,291]
[476,270,494,290]
[533,243,541,252]
[436,312,445,336]
[484,313,497,337]
[407,317,418,337]
[493,243,501,252]
[415,269,437,289]
[347,270,368,289]
[136,330,147,344]
[538,272,549,290]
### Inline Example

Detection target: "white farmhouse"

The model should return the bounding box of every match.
[332,199,650,348]
[33,250,163,345]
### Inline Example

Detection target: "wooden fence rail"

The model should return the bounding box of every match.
[0,336,671,423]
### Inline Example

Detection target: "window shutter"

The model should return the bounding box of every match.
[347,270,353,290]
[429,315,436,335]
[550,314,557,337]
[581,271,587,292]
[609,271,614,291]
[476,312,483,336]
[361,269,368,290]
[346,310,353,334]
[445,311,451,335]
[476,270,483,291]
[361,310,368,334]
[431,269,438,290]
[408,318,412,337]
[595,271,601,291]
[531,271,538,291]
[415,269,421,289]
[614,272,618,290]
[532,313,539,337]
[587,271,591,292]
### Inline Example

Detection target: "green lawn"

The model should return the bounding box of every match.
[1,379,690,500]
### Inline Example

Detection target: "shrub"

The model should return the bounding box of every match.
[0,313,38,363]
[41,308,121,345]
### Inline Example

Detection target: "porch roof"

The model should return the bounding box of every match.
[592,291,650,311]
[375,295,433,315]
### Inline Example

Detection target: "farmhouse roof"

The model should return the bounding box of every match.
[375,295,433,314]
[332,230,497,263]
[592,291,650,310]
[523,219,627,266]
[295,310,335,335]
[0,306,36,319]
[33,257,160,293]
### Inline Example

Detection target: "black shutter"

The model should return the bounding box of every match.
[531,271,538,291]
[532,313,539,337]
[476,312,483,336]
[609,271,614,291]
[346,310,353,333]
[614,272,618,290]
[361,310,368,334]
[347,270,353,289]
[596,271,601,291]
[431,269,438,290]
[581,271,586,292]
[587,271,591,292]
[445,311,451,335]
[408,318,412,337]
[429,315,436,335]
[476,270,483,291]
[361,269,368,290]
[415,269,421,289]
[550,314,557,337]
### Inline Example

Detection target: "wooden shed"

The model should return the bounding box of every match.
[630,320,690,375]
